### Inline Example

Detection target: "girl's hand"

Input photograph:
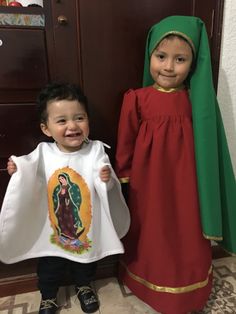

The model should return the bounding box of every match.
[7,158,17,176]
[99,166,111,182]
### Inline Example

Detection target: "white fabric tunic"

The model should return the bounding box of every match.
[0,141,130,264]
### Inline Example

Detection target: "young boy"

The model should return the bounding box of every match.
[1,82,130,314]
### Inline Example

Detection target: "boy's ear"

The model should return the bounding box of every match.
[40,123,52,137]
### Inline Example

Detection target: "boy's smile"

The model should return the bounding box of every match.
[40,99,89,153]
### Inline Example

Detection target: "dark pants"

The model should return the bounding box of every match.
[37,257,97,299]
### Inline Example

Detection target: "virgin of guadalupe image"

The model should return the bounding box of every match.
[52,172,85,247]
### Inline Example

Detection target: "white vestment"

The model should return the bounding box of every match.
[0,141,130,264]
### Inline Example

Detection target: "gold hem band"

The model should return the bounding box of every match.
[203,233,223,241]
[121,261,212,294]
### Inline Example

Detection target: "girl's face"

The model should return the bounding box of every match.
[150,36,193,89]
[40,99,89,153]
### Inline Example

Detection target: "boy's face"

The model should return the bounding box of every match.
[150,36,193,89]
[41,99,89,153]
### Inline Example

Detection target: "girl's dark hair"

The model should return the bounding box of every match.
[161,34,193,51]
[36,82,89,123]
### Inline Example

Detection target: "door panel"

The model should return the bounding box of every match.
[0,104,42,205]
[78,0,223,162]
[0,28,49,103]
[0,104,41,156]
[79,0,193,159]
[46,0,82,84]
[193,0,224,87]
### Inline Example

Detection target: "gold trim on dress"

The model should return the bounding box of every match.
[119,177,130,183]
[153,83,185,93]
[203,233,223,241]
[121,261,212,294]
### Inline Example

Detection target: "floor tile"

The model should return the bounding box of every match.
[0,257,236,314]
[95,277,159,314]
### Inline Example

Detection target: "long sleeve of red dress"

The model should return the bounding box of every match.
[115,89,140,182]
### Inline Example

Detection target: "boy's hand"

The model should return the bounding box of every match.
[99,166,111,182]
[7,158,17,176]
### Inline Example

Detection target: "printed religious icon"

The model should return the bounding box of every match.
[48,167,92,254]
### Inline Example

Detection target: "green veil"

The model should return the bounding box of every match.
[143,16,236,253]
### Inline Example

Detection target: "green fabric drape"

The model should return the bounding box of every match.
[143,15,236,253]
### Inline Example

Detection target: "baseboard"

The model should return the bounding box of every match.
[0,255,119,297]
[0,246,230,298]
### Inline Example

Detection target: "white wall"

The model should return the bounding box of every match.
[217,0,236,174]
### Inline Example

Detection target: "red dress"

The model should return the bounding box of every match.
[115,86,212,314]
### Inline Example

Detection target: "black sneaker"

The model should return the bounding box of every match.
[76,285,99,313]
[39,298,58,314]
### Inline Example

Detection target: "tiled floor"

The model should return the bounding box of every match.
[0,257,236,314]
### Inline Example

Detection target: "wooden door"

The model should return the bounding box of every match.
[0,2,51,296]
[78,0,224,161]
[0,0,224,297]
[193,0,224,87]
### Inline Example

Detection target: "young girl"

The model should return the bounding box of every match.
[0,82,130,314]
[115,16,236,314]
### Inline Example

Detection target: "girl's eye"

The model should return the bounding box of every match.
[155,53,165,60]
[176,57,186,63]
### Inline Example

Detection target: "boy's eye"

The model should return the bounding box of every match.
[76,115,86,121]
[57,119,66,124]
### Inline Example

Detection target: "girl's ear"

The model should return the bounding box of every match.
[40,123,52,137]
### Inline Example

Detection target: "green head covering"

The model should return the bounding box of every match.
[143,15,209,86]
[143,16,236,254]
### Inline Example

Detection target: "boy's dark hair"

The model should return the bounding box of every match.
[36,82,89,123]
